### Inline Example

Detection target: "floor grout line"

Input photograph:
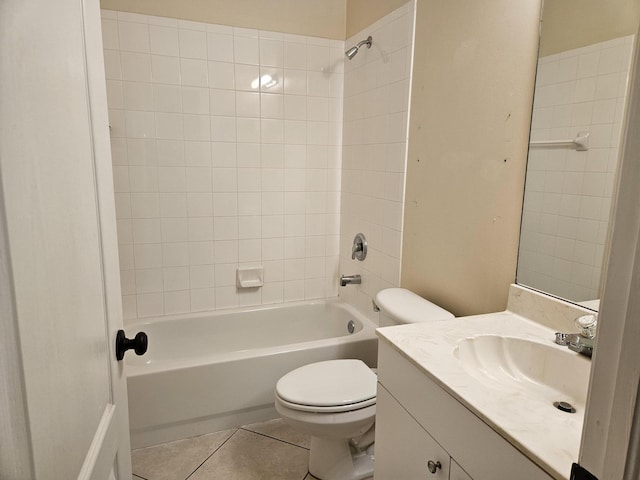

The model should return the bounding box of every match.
[239,427,310,450]
[132,422,311,480]
[184,428,240,480]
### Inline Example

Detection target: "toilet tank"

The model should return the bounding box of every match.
[375,288,454,327]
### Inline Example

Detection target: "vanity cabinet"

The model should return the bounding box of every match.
[376,385,450,478]
[374,341,554,480]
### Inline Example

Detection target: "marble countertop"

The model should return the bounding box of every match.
[377,311,590,480]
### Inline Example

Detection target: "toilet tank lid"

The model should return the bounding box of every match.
[375,288,454,324]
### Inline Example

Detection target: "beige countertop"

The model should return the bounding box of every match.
[377,311,591,480]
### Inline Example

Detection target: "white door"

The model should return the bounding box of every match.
[578,26,640,480]
[0,0,133,479]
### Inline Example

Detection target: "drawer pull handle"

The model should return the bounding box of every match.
[427,460,442,474]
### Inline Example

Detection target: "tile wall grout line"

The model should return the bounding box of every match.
[176,19,190,316]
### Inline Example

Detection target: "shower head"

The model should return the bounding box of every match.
[345,45,359,60]
[345,36,372,60]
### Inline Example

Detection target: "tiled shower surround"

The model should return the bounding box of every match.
[103,4,415,322]
[518,35,634,302]
[102,10,347,320]
[339,3,415,321]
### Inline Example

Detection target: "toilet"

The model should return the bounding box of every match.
[274,288,454,480]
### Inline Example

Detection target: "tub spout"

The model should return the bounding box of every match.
[340,274,361,287]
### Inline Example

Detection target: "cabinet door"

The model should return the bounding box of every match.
[450,460,473,480]
[375,384,450,479]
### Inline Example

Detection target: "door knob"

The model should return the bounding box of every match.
[115,329,148,361]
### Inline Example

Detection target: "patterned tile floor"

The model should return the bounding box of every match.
[131,419,319,480]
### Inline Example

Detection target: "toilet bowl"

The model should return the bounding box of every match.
[275,359,376,480]
[275,288,454,480]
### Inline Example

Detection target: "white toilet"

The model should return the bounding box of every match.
[274,288,454,480]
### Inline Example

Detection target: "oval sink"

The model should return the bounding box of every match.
[454,335,591,408]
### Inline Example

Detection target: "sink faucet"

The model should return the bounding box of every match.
[340,274,362,287]
[555,314,597,357]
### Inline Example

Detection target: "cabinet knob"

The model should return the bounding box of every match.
[427,460,442,474]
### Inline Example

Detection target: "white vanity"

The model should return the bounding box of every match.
[374,285,594,480]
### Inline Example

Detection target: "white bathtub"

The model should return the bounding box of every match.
[125,299,378,448]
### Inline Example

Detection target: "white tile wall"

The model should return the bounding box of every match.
[518,35,634,302]
[339,1,415,322]
[103,10,344,321]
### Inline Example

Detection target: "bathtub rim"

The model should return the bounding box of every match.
[125,297,377,376]
[126,296,363,330]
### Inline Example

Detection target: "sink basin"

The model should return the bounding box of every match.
[454,335,591,408]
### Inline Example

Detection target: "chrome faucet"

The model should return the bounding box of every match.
[351,233,367,261]
[340,274,362,287]
[555,314,597,357]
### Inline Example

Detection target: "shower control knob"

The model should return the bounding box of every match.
[351,233,367,261]
[427,460,442,474]
[115,329,148,361]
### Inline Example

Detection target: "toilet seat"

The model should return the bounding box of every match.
[275,393,376,413]
[275,359,377,413]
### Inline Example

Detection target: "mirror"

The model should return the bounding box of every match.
[517,0,640,310]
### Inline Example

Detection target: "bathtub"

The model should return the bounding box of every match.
[125,299,378,448]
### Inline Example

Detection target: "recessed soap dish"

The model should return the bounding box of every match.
[236,266,263,288]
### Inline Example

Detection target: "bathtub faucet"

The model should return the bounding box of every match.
[340,274,362,287]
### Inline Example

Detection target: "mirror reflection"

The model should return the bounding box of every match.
[517,0,640,310]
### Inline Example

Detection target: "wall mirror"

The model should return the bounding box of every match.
[516,0,640,311]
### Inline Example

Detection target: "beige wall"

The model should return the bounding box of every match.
[540,0,640,56]
[400,0,542,317]
[100,0,413,40]
[100,0,346,39]
[345,0,409,39]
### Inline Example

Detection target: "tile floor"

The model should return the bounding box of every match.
[131,418,318,480]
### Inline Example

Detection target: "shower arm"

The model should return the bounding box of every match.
[356,37,372,50]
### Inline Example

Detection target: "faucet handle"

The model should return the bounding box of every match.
[575,314,597,339]
[351,233,367,261]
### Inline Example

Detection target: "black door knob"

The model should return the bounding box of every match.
[115,329,148,361]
